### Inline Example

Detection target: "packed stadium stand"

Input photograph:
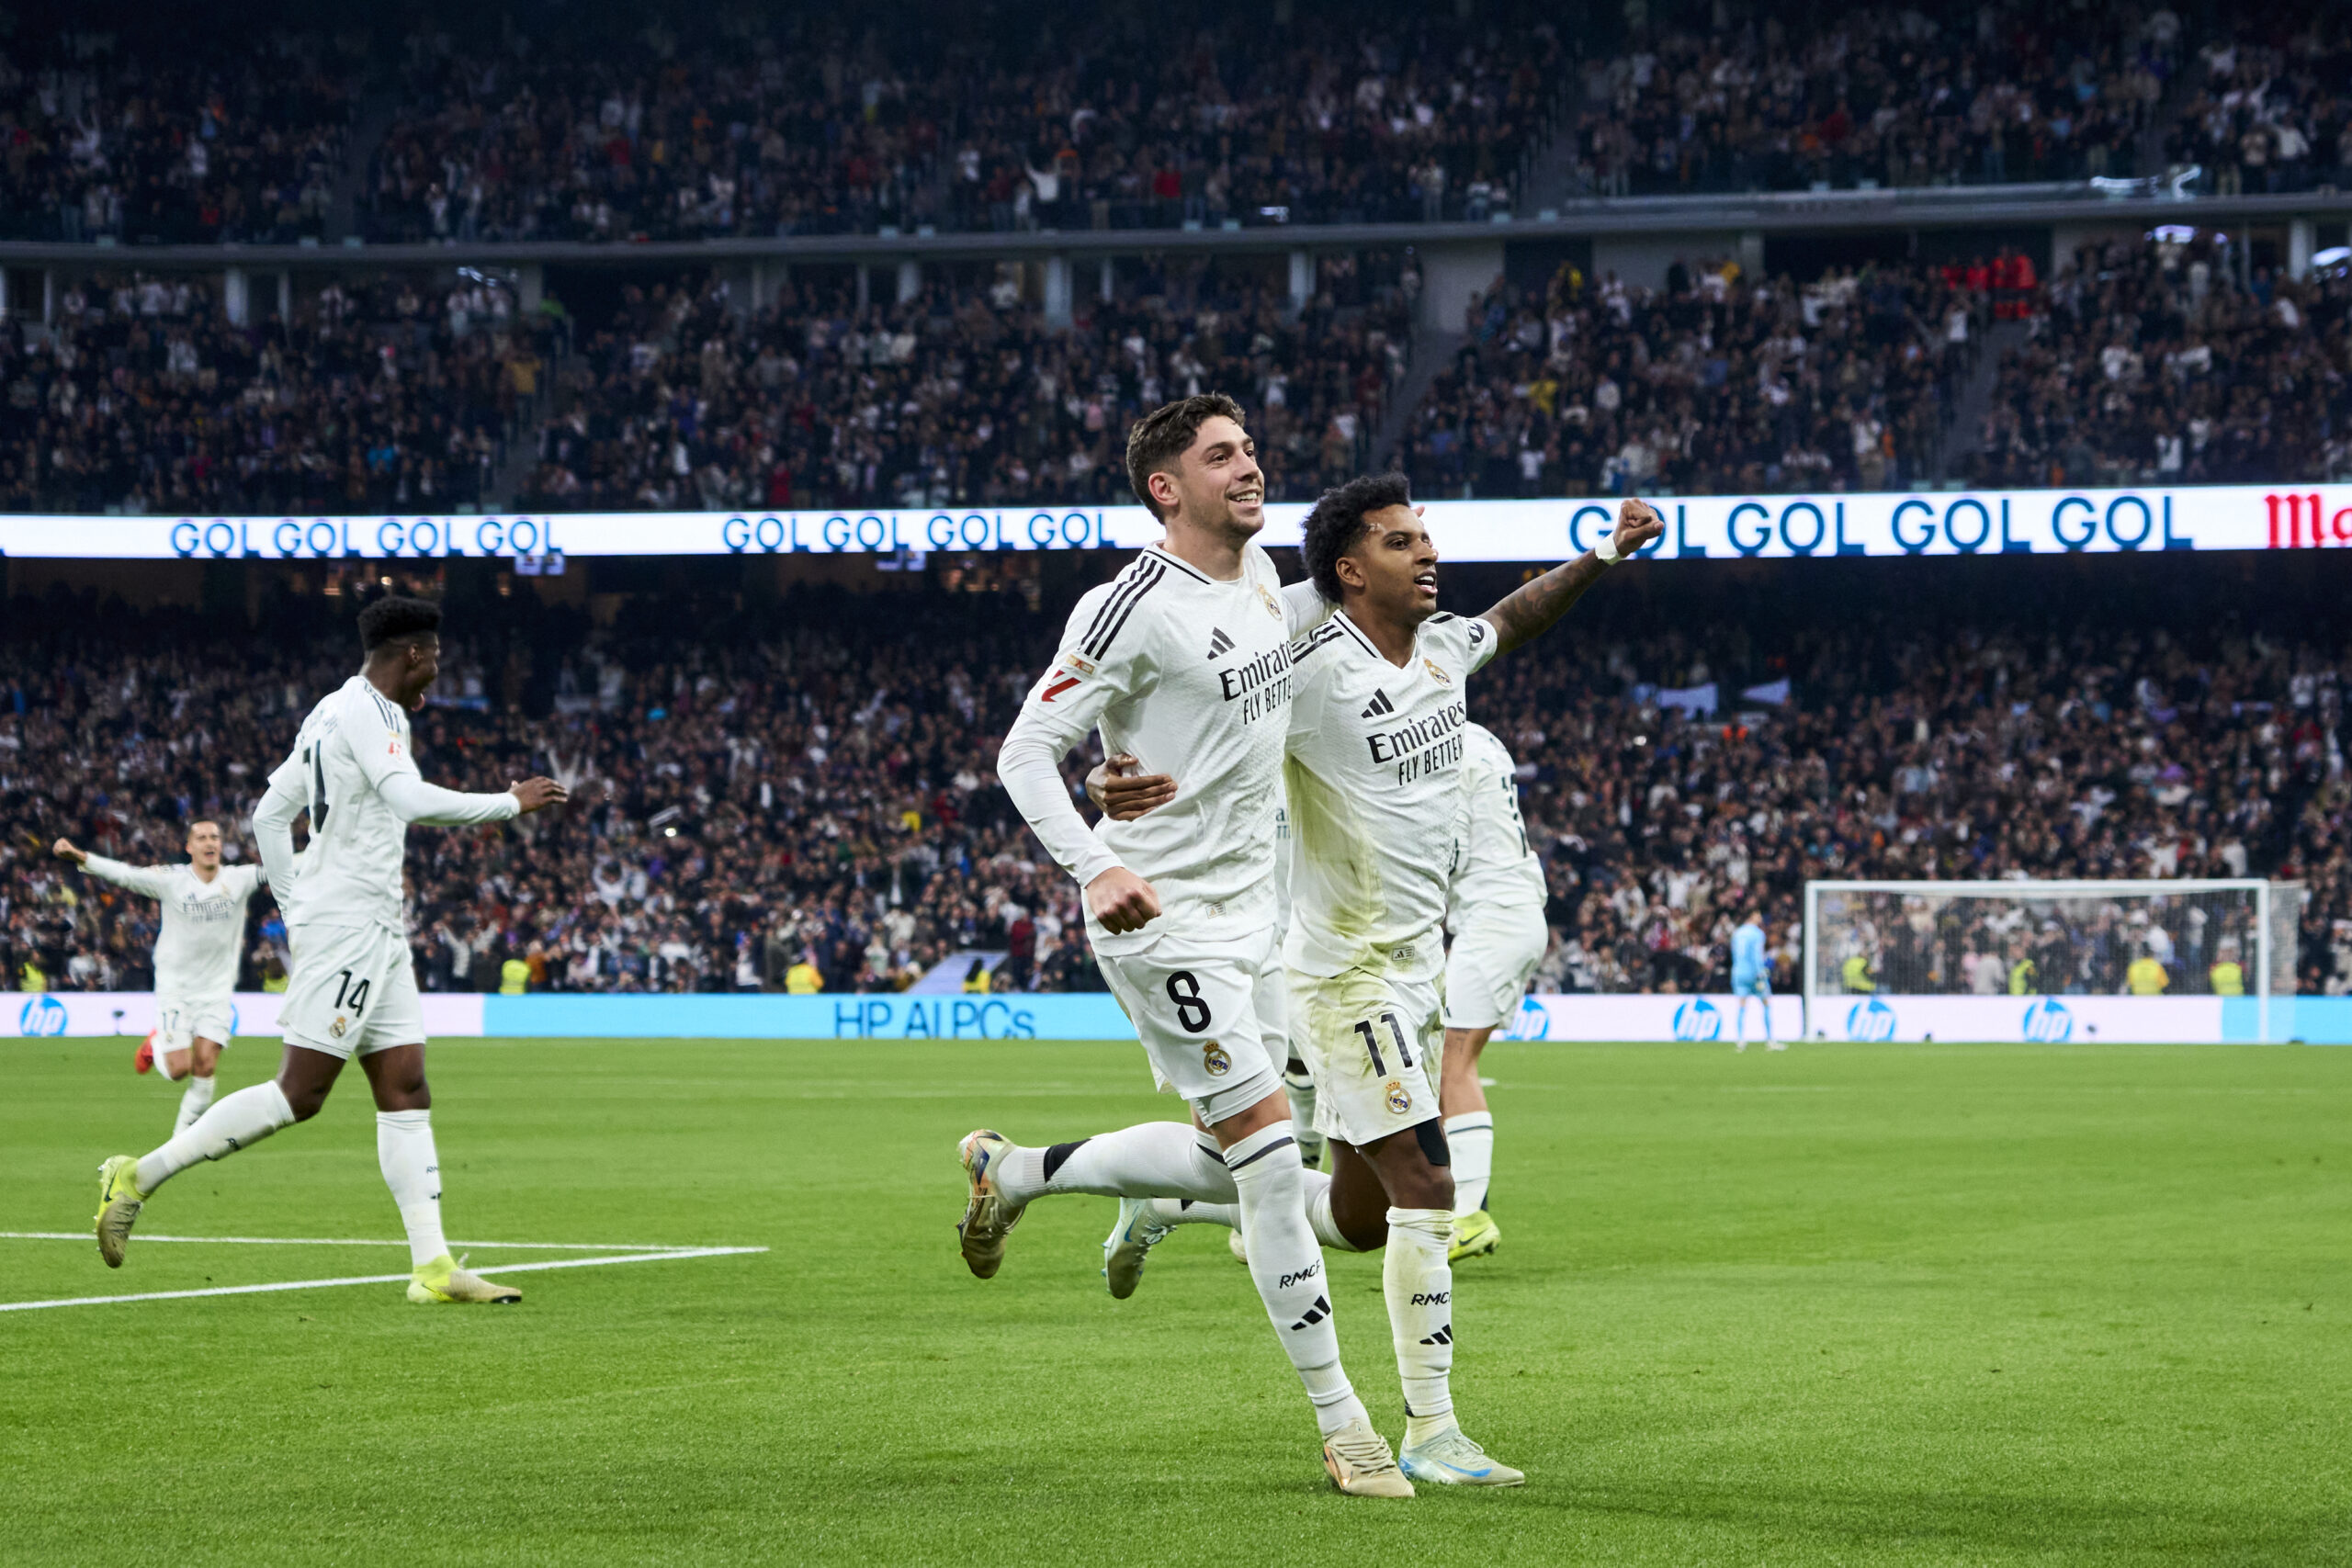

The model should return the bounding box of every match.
[517,254,1412,511]
[1970,233,2352,489]
[1556,5,2180,198]
[0,270,553,515]
[362,6,1565,242]
[0,4,2330,251]
[4,556,2346,1001]
[1401,256,1981,499]
[0,32,355,244]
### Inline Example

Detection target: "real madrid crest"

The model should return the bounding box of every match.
[1385,1079,1410,1114]
[330,1015,349,1038]
[1255,583,1282,619]
[1203,1040,1232,1077]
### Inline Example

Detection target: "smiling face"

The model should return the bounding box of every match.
[1154,414,1265,544]
[1333,503,1440,627]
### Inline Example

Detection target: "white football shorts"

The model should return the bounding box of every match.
[153,996,235,1055]
[1289,964,1444,1146]
[1442,905,1549,1031]
[280,923,427,1060]
[1098,925,1285,1128]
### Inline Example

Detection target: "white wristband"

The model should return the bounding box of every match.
[1595,532,1623,565]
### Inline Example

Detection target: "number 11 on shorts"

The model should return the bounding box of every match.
[1352,1011,1413,1073]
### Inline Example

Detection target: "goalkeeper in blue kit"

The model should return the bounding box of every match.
[1731,904,1779,1052]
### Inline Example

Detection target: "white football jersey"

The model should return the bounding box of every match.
[1006,544,1301,953]
[79,857,263,998]
[1447,723,1546,920]
[265,677,453,932]
[1283,609,1498,982]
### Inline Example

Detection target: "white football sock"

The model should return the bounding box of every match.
[1281,1060,1323,1165]
[1444,1111,1495,1216]
[1227,1120,1366,1436]
[377,1111,448,1269]
[135,1080,294,1193]
[1148,1168,1371,1252]
[996,1123,1237,1206]
[173,1074,217,1136]
[1152,1196,1236,1227]
[1386,1206,1456,1440]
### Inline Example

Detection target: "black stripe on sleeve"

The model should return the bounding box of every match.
[1084,559,1165,659]
[1077,556,1161,650]
[1288,620,1349,664]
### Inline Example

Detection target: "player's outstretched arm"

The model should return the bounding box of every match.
[1478,498,1664,658]
[376,770,564,826]
[60,844,175,898]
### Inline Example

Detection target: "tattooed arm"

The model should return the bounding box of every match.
[1477,498,1665,658]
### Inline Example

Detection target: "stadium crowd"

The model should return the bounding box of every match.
[520,255,1413,511]
[0,271,550,516]
[1971,233,2352,489]
[2169,16,2352,196]
[4,565,2346,1004]
[363,6,1564,243]
[0,37,354,243]
[1556,5,2179,197]
[1402,256,1981,498]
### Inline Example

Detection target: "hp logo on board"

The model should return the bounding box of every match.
[19,995,69,1036]
[2021,997,2074,1043]
[1673,998,1724,1042]
[1846,996,1897,1042]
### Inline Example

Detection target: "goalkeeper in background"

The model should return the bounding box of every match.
[1731,900,1779,1051]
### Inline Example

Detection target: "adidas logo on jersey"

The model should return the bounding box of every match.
[1206,626,1234,659]
[1361,688,1395,718]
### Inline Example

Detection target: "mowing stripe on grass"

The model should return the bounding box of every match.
[0,1231,694,1250]
[0,1245,768,1313]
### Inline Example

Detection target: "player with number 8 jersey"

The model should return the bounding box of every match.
[955,395,1409,1498]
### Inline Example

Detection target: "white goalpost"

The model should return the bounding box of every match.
[1801,879,2301,1043]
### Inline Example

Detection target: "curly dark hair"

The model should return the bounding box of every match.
[1125,393,1248,520]
[357,594,444,654]
[1300,473,1413,604]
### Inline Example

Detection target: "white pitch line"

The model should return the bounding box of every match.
[0,1232,690,1251]
[0,1245,767,1314]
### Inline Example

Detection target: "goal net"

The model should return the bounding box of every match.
[1803,879,2294,1019]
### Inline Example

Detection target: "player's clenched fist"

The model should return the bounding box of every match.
[52,837,87,864]
[1085,866,1161,933]
[507,777,570,814]
[1611,497,1666,558]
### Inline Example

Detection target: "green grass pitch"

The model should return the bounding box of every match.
[4,1036,2348,1565]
